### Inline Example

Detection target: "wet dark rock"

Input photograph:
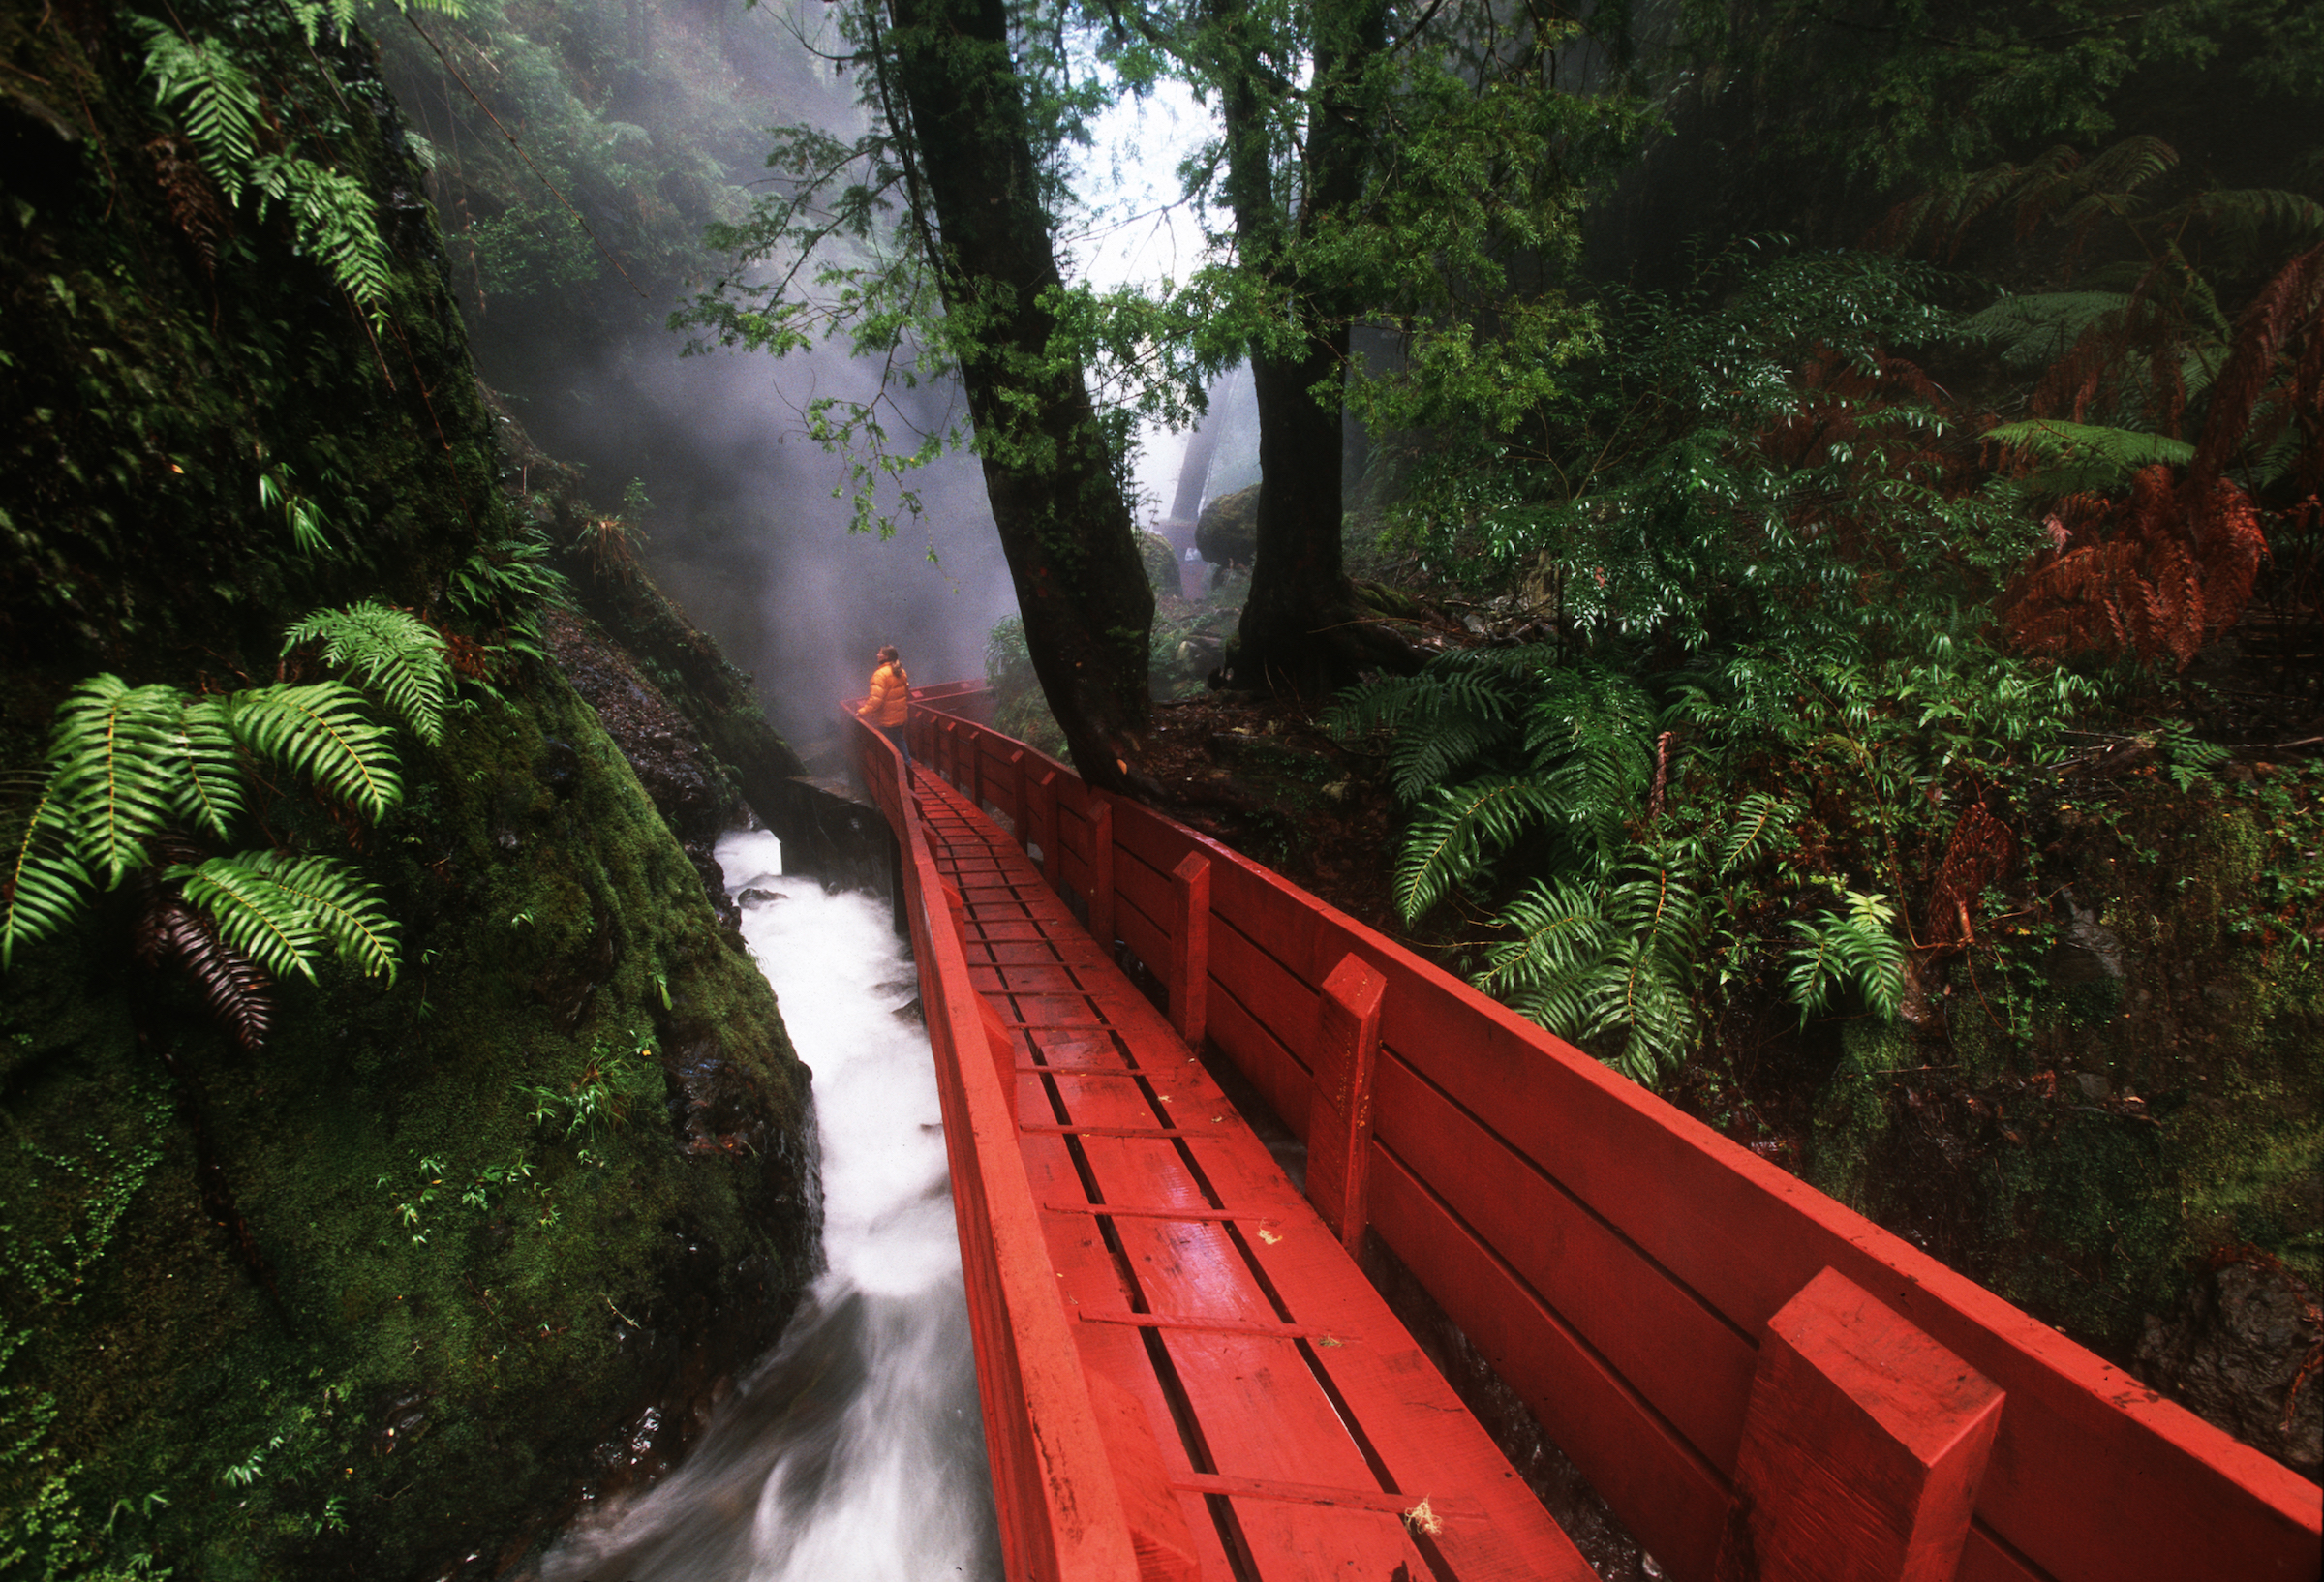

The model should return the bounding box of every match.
[737,887,785,907]
[543,605,746,924]
[537,738,583,798]
[661,1023,777,1160]
[2136,1256,2323,1481]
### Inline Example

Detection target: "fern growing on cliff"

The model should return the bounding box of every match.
[135,17,398,329]
[0,603,439,1015]
[283,601,450,745]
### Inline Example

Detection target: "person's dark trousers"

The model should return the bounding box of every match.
[879,723,912,763]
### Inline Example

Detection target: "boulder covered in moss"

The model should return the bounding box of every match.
[1196,484,1260,568]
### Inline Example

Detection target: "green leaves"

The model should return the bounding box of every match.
[2,790,91,968]
[1478,862,1704,1085]
[173,852,397,984]
[228,684,402,822]
[136,16,398,329]
[1787,890,1909,1025]
[283,601,451,745]
[1396,777,1569,923]
[44,677,183,887]
[1,603,419,990]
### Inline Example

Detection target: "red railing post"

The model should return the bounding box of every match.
[1715,1266,2003,1582]
[1028,770,1059,882]
[1087,797,1115,948]
[1167,852,1211,1048]
[1007,748,1026,844]
[1304,954,1386,1255]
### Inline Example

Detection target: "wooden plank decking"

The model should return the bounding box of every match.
[909,764,1595,1582]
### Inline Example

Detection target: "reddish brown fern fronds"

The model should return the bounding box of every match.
[137,896,272,1050]
[145,135,230,279]
[2195,242,2324,487]
[2002,466,2267,666]
[1925,802,2016,950]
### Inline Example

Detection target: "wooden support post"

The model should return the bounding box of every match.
[1006,748,1026,842]
[1303,954,1386,1254]
[943,721,960,788]
[1087,798,1115,948]
[1027,770,1058,883]
[1715,1265,2003,1582]
[1168,851,1211,1048]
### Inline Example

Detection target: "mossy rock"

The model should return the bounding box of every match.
[1196,484,1259,567]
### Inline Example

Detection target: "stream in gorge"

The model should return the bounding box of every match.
[536,829,1002,1580]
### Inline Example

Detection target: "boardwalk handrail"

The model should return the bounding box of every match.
[892,686,2320,1582]
[846,709,1143,1582]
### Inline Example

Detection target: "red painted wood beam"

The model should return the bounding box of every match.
[1716,1266,2003,1582]
[1304,954,1386,1256]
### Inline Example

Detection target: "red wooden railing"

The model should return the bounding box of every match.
[848,707,1143,1581]
[864,687,2322,1582]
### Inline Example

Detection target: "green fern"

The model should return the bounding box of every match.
[135,23,263,202]
[1,790,91,968]
[1985,418,2196,493]
[1396,777,1569,922]
[445,531,570,667]
[1786,890,1908,1024]
[1479,860,1704,1083]
[172,852,396,983]
[283,602,450,745]
[1,617,413,993]
[168,695,246,841]
[227,684,401,821]
[251,156,395,327]
[1718,791,1797,876]
[45,677,184,887]
[136,19,397,329]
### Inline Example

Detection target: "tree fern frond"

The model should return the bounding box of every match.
[136,896,272,1050]
[1395,776,1567,922]
[223,851,398,981]
[2180,189,2324,269]
[1987,419,2194,491]
[1718,792,1796,876]
[173,855,326,983]
[168,696,245,840]
[1,791,91,966]
[1476,876,1614,992]
[227,683,402,820]
[283,602,451,745]
[1964,292,2132,368]
[46,675,184,886]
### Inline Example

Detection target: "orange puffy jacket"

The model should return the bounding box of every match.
[859,662,910,726]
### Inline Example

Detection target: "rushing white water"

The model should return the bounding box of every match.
[537,829,1001,1581]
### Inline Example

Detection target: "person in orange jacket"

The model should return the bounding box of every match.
[858,644,911,761]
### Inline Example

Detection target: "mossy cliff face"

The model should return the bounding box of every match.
[0,3,818,1574]
[1802,765,2321,1476]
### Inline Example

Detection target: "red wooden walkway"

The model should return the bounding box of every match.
[914,764,1594,1581]
[851,687,2323,1582]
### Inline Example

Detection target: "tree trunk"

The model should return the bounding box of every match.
[1211,0,1418,696]
[879,0,1152,787]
